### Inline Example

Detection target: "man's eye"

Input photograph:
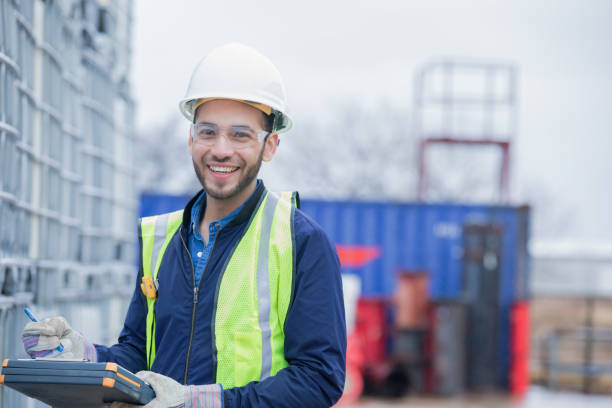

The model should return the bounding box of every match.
[199,128,216,136]
[233,131,252,139]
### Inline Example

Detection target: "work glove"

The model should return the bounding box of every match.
[110,371,223,408]
[21,316,97,361]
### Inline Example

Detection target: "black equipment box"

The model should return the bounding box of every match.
[0,359,155,407]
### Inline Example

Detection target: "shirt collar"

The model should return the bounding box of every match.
[190,179,262,237]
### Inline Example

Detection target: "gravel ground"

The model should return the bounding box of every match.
[341,386,612,407]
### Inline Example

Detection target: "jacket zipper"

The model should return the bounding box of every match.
[179,224,221,385]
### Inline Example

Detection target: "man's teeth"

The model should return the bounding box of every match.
[210,166,237,173]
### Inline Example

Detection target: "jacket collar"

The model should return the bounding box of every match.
[181,181,267,231]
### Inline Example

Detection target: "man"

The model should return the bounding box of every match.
[22,43,347,407]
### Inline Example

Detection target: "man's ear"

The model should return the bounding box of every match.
[188,127,193,155]
[262,133,279,162]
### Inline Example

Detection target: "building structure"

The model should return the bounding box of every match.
[0,1,136,406]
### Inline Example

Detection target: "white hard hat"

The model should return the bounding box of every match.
[179,42,293,133]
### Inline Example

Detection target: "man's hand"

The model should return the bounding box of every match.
[21,316,97,361]
[111,371,185,408]
[110,371,223,408]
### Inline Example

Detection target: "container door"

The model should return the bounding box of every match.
[462,224,503,390]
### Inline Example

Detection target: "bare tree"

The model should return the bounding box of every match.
[519,181,577,238]
[273,101,416,201]
[134,116,200,194]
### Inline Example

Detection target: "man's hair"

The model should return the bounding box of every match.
[262,112,275,133]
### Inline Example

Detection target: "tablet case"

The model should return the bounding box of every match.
[0,359,155,407]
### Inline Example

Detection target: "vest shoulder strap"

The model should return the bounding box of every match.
[139,209,183,370]
[140,209,184,280]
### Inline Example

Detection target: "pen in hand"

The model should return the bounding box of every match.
[24,308,65,353]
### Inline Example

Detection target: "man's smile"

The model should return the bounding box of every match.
[208,165,239,174]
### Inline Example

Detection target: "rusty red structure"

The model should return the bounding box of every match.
[414,60,518,203]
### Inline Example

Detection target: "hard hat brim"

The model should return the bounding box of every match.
[179,95,293,133]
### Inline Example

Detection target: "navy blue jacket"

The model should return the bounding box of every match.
[95,182,347,407]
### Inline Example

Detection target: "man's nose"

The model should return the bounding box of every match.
[209,133,234,158]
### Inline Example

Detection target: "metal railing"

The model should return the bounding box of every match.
[543,326,612,394]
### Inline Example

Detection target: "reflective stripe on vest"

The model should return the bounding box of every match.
[139,190,297,387]
[140,209,183,370]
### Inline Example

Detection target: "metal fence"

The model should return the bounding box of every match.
[542,326,612,394]
[0,0,136,406]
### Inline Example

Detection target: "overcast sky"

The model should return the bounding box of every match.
[131,0,612,242]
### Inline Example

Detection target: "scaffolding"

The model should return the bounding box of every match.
[0,0,136,406]
[413,59,518,203]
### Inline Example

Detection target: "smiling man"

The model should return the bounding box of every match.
[21,43,346,408]
[188,99,277,226]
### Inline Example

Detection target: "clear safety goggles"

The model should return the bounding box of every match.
[191,122,270,148]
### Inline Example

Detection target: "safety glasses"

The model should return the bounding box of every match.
[191,122,270,149]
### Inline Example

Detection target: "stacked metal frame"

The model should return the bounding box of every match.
[0,1,136,406]
[1,0,37,405]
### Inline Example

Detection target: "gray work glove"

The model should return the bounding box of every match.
[21,316,97,361]
[110,371,223,408]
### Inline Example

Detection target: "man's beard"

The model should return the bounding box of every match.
[193,145,264,200]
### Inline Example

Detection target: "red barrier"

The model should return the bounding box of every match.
[354,298,388,366]
[510,301,530,397]
[335,332,364,405]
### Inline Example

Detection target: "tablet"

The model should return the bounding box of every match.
[1,359,155,407]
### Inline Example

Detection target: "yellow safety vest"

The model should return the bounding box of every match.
[139,190,297,388]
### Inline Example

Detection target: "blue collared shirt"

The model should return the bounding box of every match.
[188,181,261,285]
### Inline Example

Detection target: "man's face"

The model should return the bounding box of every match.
[188,99,278,201]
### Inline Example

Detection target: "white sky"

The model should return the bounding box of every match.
[131,0,612,242]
